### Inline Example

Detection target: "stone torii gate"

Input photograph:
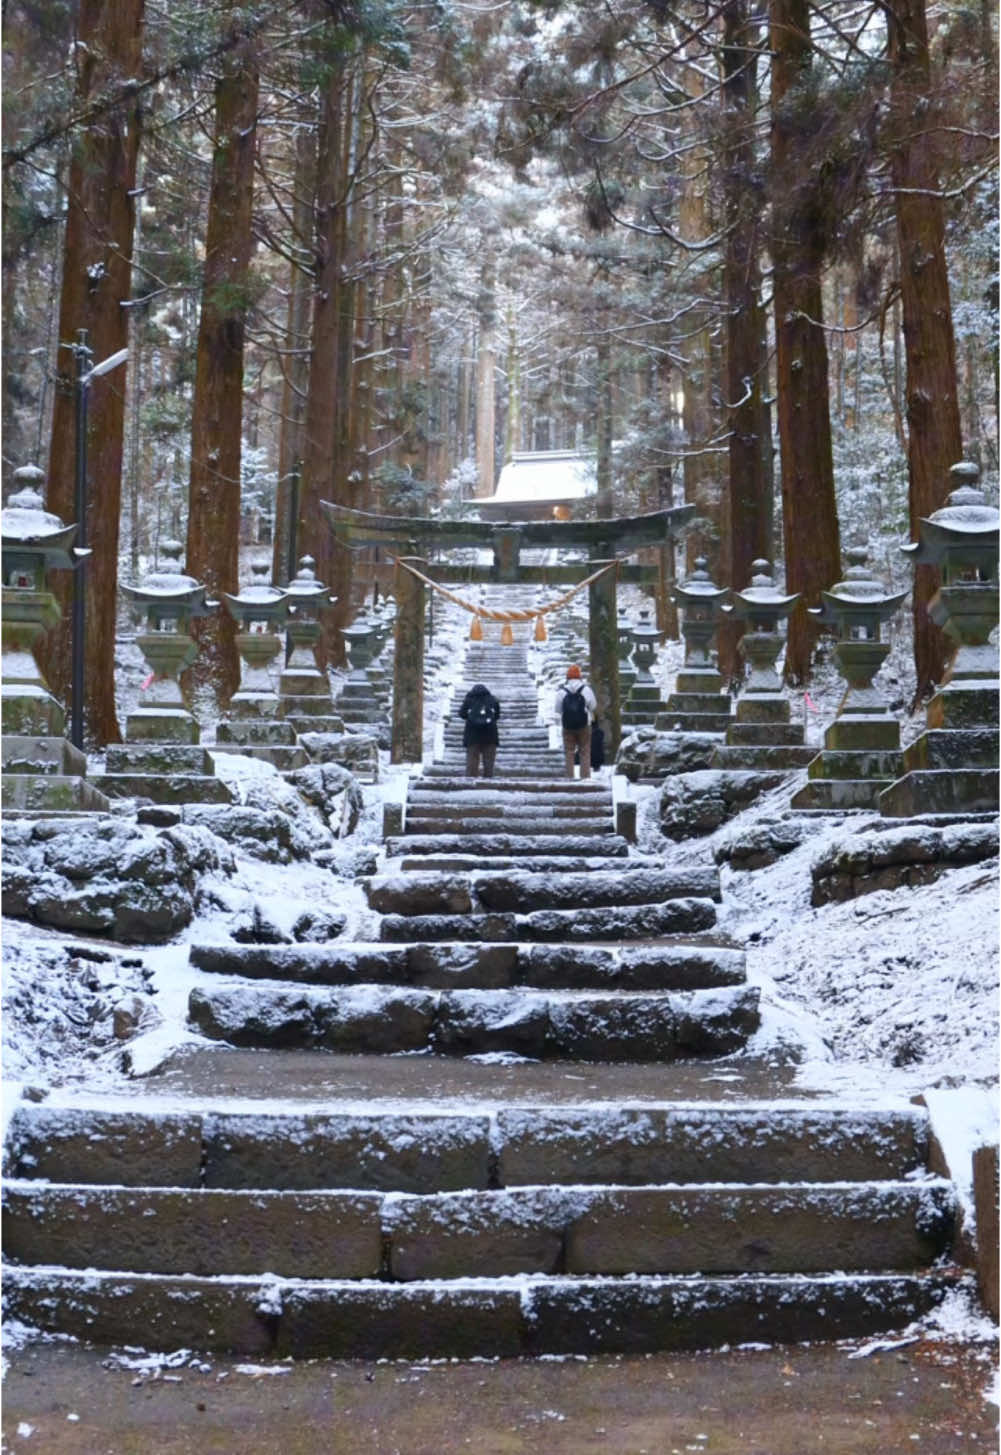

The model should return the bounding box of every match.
[322,500,694,762]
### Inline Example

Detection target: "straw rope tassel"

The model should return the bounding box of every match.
[534,615,547,642]
[470,615,483,641]
[500,622,514,646]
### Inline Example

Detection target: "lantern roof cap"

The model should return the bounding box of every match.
[729,559,799,609]
[224,559,287,610]
[810,546,907,619]
[286,555,334,602]
[1,482,75,547]
[123,541,211,607]
[674,556,728,602]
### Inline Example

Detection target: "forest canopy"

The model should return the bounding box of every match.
[2,0,997,740]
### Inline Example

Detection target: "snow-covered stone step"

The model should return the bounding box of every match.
[403,817,614,837]
[364,867,720,917]
[405,800,607,820]
[395,854,654,873]
[411,777,610,795]
[377,895,717,943]
[385,833,629,859]
[188,939,746,993]
[3,1103,935,1191]
[2,1178,954,1280]
[2,1266,957,1359]
[185,981,759,1059]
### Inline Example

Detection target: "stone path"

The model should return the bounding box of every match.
[1,590,963,1359]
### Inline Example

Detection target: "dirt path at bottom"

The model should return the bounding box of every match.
[3,1335,996,1455]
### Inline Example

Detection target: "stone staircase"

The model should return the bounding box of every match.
[1,592,961,1358]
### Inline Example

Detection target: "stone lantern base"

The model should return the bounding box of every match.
[1,689,112,817]
[622,681,668,729]
[279,666,346,736]
[656,667,732,736]
[100,742,234,805]
[710,694,817,771]
[879,682,999,817]
[791,713,904,811]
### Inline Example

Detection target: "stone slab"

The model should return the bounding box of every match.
[278,1283,525,1360]
[5,1107,202,1188]
[2,1185,384,1279]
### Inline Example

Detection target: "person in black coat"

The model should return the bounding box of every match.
[458,682,501,777]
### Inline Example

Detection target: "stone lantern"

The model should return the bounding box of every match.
[278,556,343,734]
[1,467,109,813]
[101,542,232,804]
[213,560,306,770]
[616,609,637,703]
[880,462,999,816]
[711,561,814,769]
[791,548,907,810]
[658,558,732,736]
[622,606,668,727]
[337,616,386,729]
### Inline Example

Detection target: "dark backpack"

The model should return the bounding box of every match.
[467,696,496,729]
[561,687,589,731]
[590,724,605,769]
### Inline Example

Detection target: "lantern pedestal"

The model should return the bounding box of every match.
[100,544,233,805]
[335,619,392,738]
[1,473,111,816]
[880,470,998,817]
[792,553,907,810]
[659,560,732,735]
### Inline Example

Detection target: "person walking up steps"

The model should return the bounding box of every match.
[459,682,501,777]
[555,664,597,780]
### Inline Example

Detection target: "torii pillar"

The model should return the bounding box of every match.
[391,556,425,763]
[589,557,621,756]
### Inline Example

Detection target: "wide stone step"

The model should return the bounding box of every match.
[4,1103,934,1191]
[385,833,629,858]
[413,776,610,795]
[186,981,758,1059]
[396,855,652,873]
[3,1178,953,1280]
[2,1266,956,1359]
[404,817,614,836]
[364,867,720,917]
[189,939,746,992]
[377,897,717,943]
[406,800,605,819]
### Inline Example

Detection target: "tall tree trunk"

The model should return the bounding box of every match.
[186,21,260,710]
[474,259,497,497]
[885,0,964,698]
[719,0,773,679]
[679,54,718,572]
[300,60,354,665]
[770,0,840,683]
[273,122,316,585]
[595,333,614,518]
[44,0,144,746]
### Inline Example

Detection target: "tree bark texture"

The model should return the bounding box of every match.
[719,0,773,679]
[186,26,259,709]
[769,0,841,683]
[299,62,356,665]
[44,0,144,746]
[273,122,316,586]
[474,259,497,498]
[885,0,964,697]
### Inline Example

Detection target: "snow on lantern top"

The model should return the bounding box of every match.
[902,462,999,585]
[122,541,215,628]
[2,466,83,585]
[223,559,289,630]
[810,547,907,641]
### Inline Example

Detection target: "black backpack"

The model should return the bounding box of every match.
[467,696,496,728]
[561,687,589,731]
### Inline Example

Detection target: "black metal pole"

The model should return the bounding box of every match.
[70,330,91,751]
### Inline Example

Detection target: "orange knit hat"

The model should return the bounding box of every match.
[567,664,582,679]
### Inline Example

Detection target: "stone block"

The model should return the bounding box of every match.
[825,716,901,751]
[518,944,617,989]
[190,943,405,985]
[100,773,234,805]
[1,735,86,775]
[5,1107,202,1187]
[379,912,518,943]
[733,695,790,725]
[674,985,760,1054]
[3,1269,277,1355]
[615,798,637,842]
[189,985,320,1047]
[547,996,679,1060]
[808,749,902,780]
[473,867,720,913]
[203,1112,491,1192]
[124,709,199,744]
[495,1107,930,1188]
[434,990,549,1057]
[524,1274,950,1356]
[927,685,999,731]
[879,768,999,818]
[105,744,214,773]
[364,873,473,916]
[2,1185,384,1279]
[315,987,436,1054]
[791,778,891,811]
[406,942,518,989]
[1,775,110,813]
[278,1284,525,1360]
[903,729,998,771]
[519,898,717,942]
[385,1189,566,1279]
[563,1182,953,1275]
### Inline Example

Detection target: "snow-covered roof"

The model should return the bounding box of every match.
[491,451,596,504]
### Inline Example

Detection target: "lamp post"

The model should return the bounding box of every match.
[121,541,216,742]
[62,330,129,748]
